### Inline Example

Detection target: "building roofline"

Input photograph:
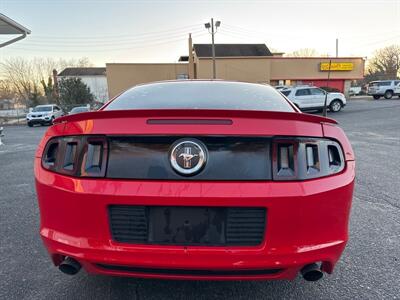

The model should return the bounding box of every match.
[58,67,106,76]
[270,77,365,80]
[106,63,188,66]
[197,56,365,60]
[0,13,31,34]
[268,56,366,60]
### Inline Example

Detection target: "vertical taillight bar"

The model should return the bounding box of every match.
[273,140,298,180]
[42,140,59,171]
[80,136,108,177]
[305,144,320,175]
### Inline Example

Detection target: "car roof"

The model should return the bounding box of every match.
[282,85,318,90]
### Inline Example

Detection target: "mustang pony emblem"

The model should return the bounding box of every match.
[170,139,207,175]
[179,147,199,168]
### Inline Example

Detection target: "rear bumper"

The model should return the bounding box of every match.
[35,159,355,280]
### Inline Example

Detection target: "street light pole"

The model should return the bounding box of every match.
[204,18,221,79]
[323,59,332,117]
[336,38,339,57]
[211,18,216,79]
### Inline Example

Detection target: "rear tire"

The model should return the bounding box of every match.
[373,95,380,100]
[329,100,342,112]
[384,90,393,99]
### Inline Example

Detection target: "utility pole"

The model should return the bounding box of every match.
[204,18,221,79]
[335,38,339,57]
[323,59,332,117]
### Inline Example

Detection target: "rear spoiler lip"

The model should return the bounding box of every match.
[54,109,338,125]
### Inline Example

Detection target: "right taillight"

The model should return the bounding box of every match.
[42,135,107,178]
[272,138,344,181]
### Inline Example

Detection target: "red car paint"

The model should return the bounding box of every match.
[35,108,355,281]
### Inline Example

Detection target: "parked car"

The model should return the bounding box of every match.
[69,106,90,115]
[367,80,400,99]
[349,86,362,96]
[319,86,341,93]
[273,85,288,91]
[394,82,400,97]
[281,86,346,112]
[26,104,63,127]
[35,81,354,282]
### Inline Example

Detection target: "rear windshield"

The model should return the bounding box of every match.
[105,81,294,112]
[281,90,291,96]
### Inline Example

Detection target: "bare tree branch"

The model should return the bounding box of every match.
[285,48,319,57]
[0,57,93,107]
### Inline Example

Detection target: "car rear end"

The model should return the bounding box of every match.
[367,81,385,96]
[35,81,355,281]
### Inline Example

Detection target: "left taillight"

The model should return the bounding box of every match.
[41,135,108,177]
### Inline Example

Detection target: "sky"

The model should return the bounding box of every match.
[1,0,399,66]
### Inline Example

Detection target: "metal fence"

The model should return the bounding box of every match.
[0,108,28,125]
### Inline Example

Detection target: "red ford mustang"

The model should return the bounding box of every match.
[35,80,355,281]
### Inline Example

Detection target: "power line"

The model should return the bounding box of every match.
[350,35,400,48]
[224,23,400,43]
[8,32,208,53]
[16,30,205,47]
[30,23,203,40]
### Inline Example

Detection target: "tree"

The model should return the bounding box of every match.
[366,45,400,80]
[286,48,319,57]
[0,57,39,106]
[41,76,54,102]
[58,78,94,109]
[0,79,15,100]
[0,57,93,106]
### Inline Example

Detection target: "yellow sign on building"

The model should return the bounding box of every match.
[320,62,354,71]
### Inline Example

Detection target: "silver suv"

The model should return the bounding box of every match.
[281,86,347,112]
[26,104,63,127]
[367,80,400,99]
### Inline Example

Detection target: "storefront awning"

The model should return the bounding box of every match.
[0,13,31,48]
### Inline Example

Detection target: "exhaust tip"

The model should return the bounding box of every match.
[59,257,81,275]
[301,263,323,282]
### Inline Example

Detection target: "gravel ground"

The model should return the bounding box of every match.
[0,98,399,299]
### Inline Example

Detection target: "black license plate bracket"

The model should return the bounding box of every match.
[148,207,226,245]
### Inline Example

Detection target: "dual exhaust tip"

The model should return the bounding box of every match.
[59,257,323,281]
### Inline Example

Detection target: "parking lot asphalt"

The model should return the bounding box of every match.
[0,98,399,300]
